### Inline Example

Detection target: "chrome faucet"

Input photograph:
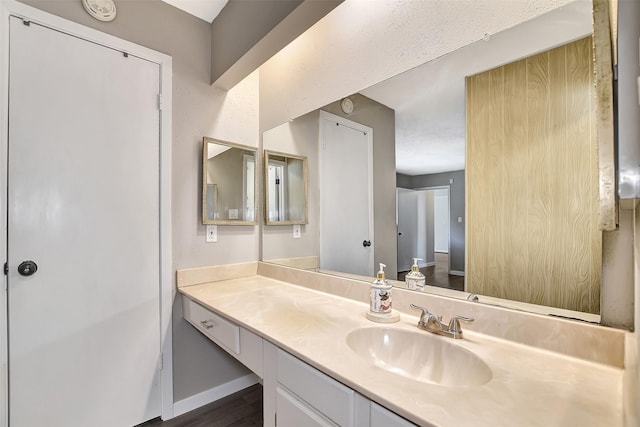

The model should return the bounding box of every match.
[410,304,474,339]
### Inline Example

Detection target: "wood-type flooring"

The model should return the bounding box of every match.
[397,253,464,292]
[140,384,262,427]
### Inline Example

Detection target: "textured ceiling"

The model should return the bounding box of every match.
[360,0,593,176]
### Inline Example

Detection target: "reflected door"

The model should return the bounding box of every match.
[8,18,161,426]
[434,188,450,253]
[397,189,418,272]
[320,112,373,276]
[267,161,286,221]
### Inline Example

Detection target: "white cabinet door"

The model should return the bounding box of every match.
[8,17,161,427]
[370,402,417,427]
[277,387,336,427]
[277,349,355,426]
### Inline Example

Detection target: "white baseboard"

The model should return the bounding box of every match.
[450,270,465,276]
[173,373,259,417]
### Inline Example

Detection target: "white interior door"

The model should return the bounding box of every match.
[320,113,373,277]
[267,161,286,222]
[434,188,450,253]
[397,189,418,272]
[8,18,161,427]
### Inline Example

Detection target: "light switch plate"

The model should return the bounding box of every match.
[293,224,301,239]
[228,209,238,219]
[206,225,217,243]
[458,217,463,223]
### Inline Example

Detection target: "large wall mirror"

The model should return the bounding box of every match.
[202,137,257,225]
[261,0,615,322]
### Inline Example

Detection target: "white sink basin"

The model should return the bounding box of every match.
[346,327,492,387]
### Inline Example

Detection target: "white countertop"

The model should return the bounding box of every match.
[179,275,623,427]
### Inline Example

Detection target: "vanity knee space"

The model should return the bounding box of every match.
[182,296,415,427]
[182,297,263,377]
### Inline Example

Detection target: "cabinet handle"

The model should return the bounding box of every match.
[200,319,216,329]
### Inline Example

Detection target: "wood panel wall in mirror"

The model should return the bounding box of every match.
[202,137,257,225]
[264,150,308,225]
[466,37,600,314]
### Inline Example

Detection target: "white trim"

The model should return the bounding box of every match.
[173,374,259,417]
[319,110,374,275]
[450,270,465,276]
[0,6,8,427]
[0,1,173,424]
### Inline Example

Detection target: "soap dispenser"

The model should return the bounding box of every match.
[370,263,392,314]
[366,263,400,323]
[405,258,426,291]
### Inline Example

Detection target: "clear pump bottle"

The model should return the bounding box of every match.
[405,258,425,291]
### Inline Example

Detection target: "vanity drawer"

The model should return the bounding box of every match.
[183,297,240,354]
[276,386,334,427]
[277,350,354,427]
[370,402,416,427]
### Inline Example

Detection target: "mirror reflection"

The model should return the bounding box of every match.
[264,150,308,225]
[261,1,606,318]
[202,137,257,225]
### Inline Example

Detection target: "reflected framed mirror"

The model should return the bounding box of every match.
[202,137,257,225]
[264,150,308,225]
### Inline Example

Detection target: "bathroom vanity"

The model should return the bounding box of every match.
[177,262,624,427]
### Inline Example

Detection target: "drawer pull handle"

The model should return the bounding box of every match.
[200,319,216,329]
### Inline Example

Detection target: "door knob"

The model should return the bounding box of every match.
[18,260,38,276]
[363,240,371,247]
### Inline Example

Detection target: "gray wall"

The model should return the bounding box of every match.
[262,95,396,279]
[262,110,320,260]
[211,0,301,83]
[321,94,397,278]
[397,170,465,273]
[208,148,248,220]
[18,0,257,404]
[263,94,397,278]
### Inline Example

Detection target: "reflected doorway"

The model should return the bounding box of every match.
[397,186,463,291]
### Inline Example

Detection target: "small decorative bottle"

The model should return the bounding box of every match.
[366,263,400,323]
[370,263,392,314]
[405,258,426,291]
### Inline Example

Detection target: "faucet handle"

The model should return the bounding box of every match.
[410,304,431,324]
[410,303,430,315]
[447,315,474,339]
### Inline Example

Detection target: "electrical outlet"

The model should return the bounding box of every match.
[458,217,463,223]
[206,225,217,243]
[293,224,301,239]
